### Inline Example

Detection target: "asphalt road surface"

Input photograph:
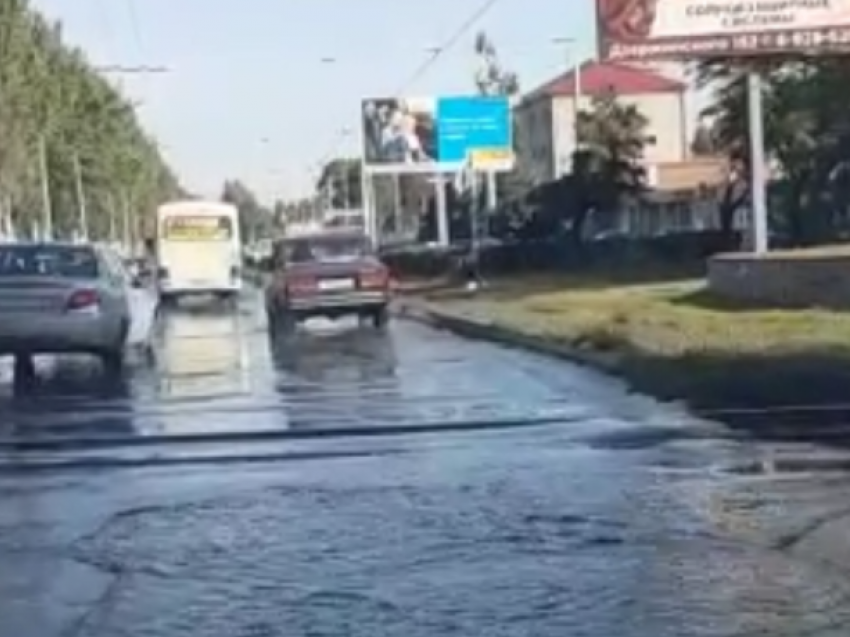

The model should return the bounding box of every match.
[2,291,850,636]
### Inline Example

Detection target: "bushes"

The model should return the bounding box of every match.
[382,230,738,280]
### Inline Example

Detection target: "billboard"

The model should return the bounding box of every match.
[598,0,850,60]
[361,95,512,173]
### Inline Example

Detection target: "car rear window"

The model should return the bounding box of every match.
[0,245,99,278]
[281,235,371,264]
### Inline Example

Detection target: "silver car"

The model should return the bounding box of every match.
[0,242,142,370]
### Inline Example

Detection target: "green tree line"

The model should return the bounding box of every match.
[484,43,850,249]
[0,0,182,240]
[699,57,850,245]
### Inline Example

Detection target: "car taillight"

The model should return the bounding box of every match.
[65,289,99,311]
[359,268,388,288]
[286,276,316,295]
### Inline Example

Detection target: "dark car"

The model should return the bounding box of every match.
[264,230,392,333]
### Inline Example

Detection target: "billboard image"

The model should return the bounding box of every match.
[361,97,437,166]
[361,95,512,172]
[598,0,850,61]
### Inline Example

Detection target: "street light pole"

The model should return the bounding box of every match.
[121,190,131,254]
[73,153,88,240]
[107,192,117,243]
[339,127,352,210]
[553,37,581,169]
[38,136,52,241]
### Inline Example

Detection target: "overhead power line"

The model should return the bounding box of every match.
[394,0,502,95]
[97,65,169,73]
[314,0,504,176]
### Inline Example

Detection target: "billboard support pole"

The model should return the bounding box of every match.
[747,71,768,254]
[468,162,483,291]
[362,169,376,243]
[485,171,497,211]
[435,174,449,247]
[392,174,402,234]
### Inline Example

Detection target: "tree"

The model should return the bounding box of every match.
[0,1,181,240]
[221,179,271,241]
[473,32,519,97]
[317,158,362,209]
[690,120,718,156]
[564,91,650,242]
[470,31,532,234]
[272,199,286,228]
[697,57,850,245]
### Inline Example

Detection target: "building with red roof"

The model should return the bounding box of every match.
[514,60,690,187]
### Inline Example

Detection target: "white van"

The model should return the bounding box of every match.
[155,200,242,304]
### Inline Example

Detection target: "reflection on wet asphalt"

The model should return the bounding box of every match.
[0,292,703,446]
[2,291,850,636]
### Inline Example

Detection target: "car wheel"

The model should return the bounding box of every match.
[372,305,390,329]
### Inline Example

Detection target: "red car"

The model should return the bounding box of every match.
[265,230,392,333]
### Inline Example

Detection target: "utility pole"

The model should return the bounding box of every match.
[0,196,8,240]
[121,190,131,254]
[553,37,582,162]
[341,164,350,209]
[38,136,53,241]
[73,153,88,240]
[339,127,352,210]
[107,192,117,243]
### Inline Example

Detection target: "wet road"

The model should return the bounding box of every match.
[3,291,850,636]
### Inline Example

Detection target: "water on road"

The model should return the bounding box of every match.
[1,291,850,637]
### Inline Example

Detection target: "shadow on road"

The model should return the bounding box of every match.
[0,357,136,439]
[159,294,242,317]
[269,322,402,429]
[271,323,397,384]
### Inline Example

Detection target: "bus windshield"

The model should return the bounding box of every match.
[161,215,234,241]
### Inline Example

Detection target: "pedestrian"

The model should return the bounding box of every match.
[461,248,481,292]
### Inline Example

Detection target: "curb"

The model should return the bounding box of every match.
[395,300,622,375]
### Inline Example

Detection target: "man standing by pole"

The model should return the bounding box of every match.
[465,161,483,291]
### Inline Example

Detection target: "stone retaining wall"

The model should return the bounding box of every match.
[708,251,850,308]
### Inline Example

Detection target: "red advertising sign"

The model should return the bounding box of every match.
[597,0,850,60]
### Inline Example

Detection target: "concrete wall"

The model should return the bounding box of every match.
[708,251,850,308]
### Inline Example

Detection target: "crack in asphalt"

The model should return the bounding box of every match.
[30,481,850,637]
[57,569,128,637]
[773,505,850,553]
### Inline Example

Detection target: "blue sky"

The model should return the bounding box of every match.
[32,0,598,202]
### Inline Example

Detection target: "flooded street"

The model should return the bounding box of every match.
[2,291,850,636]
